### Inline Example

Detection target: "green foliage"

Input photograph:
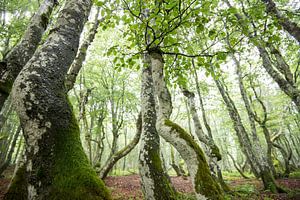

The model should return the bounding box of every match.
[290,169,300,179]
[233,184,256,194]
[176,193,197,200]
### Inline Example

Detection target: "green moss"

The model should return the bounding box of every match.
[4,165,27,200]
[46,110,111,200]
[141,132,178,199]
[290,169,300,179]
[211,144,222,161]
[164,119,224,199]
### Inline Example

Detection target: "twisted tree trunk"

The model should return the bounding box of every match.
[0,0,57,110]
[4,1,111,199]
[150,49,223,200]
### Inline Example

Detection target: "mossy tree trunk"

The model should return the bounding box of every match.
[139,53,177,200]
[0,0,57,111]
[4,1,111,199]
[150,49,224,200]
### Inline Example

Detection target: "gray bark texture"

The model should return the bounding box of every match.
[4,1,111,199]
[65,7,101,91]
[139,53,177,200]
[0,0,57,111]
[262,0,300,43]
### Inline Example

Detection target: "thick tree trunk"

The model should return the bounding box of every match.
[150,49,223,200]
[0,0,57,110]
[4,1,111,199]
[139,53,177,200]
[262,0,300,43]
[99,113,142,179]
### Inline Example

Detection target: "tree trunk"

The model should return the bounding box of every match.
[258,46,300,112]
[182,89,221,161]
[139,53,177,200]
[99,113,142,179]
[0,0,57,110]
[4,1,111,199]
[65,7,101,91]
[228,153,249,179]
[214,76,281,192]
[234,54,277,177]
[223,0,300,113]
[150,49,223,200]
[262,0,300,43]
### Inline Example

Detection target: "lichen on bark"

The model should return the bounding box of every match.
[4,0,111,199]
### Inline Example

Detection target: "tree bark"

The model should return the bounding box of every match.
[65,7,101,91]
[139,53,177,200]
[150,49,224,200]
[4,1,111,199]
[182,89,221,161]
[262,0,300,43]
[0,0,57,110]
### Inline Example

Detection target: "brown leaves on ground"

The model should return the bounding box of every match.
[0,171,299,200]
[104,175,193,200]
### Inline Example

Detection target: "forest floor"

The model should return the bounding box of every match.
[0,167,300,200]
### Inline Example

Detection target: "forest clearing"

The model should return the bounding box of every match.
[0,0,300,199]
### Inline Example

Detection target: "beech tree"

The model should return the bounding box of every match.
[4,1,111,199]
[0,0,57,110]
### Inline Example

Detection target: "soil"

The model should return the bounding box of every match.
[0,168,299,200]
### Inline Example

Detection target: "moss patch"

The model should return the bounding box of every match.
[47,110,111,200]
[211,144,222,161]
